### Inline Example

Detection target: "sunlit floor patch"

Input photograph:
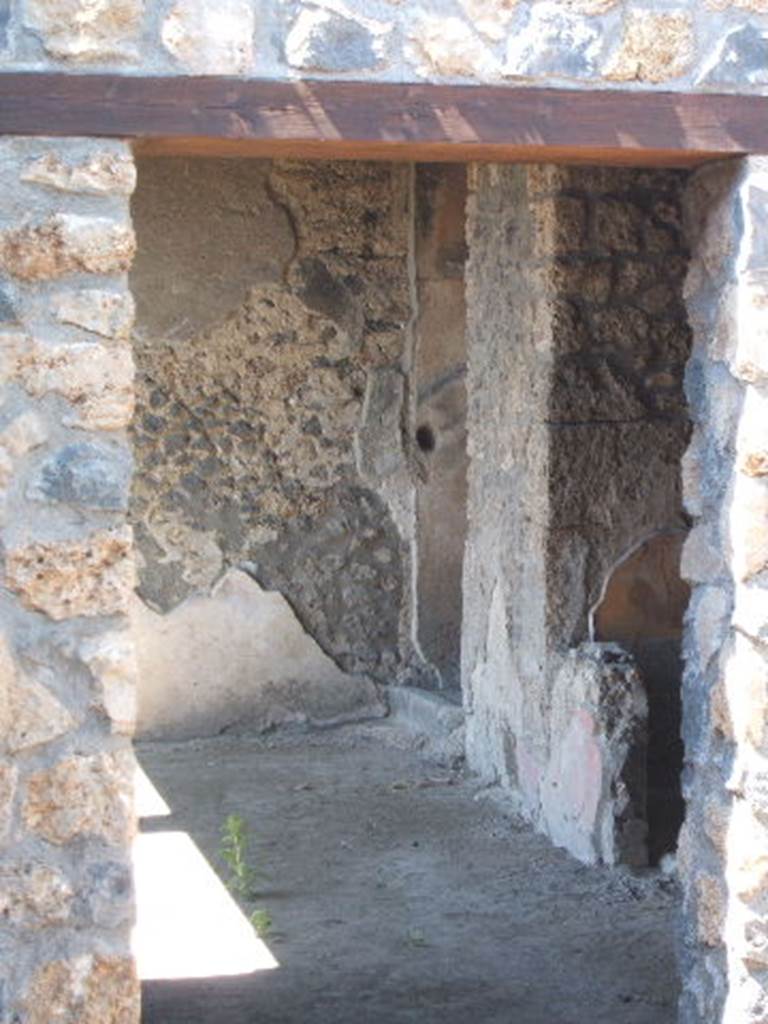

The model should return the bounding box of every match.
[134,760,172,819]
[132,831,280,980]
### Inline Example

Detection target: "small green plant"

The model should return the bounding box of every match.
[250,908,273,938]
[221,813,258,899]
[220,814,274,937]
[405,926,428,948]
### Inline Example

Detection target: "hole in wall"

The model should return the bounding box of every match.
[415,423,436,453]
[593,530,690,865]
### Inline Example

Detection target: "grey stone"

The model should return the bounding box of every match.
[29,442,132,510]
[286,9,380,72]
[82,860,133,929]
[0,1,8,50]
[504,5,602,79]
[698,24,768,87]
[0,286,15,323]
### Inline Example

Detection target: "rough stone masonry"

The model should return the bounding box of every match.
[2,0,768,1021]
[2,0,768,94]
[677,158,768,1024]
[0,138,140,1022]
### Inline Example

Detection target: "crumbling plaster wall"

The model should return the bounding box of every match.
[130,157,468,736]
[0,137,139,1021]
[1,0,768,96]
[463,162,692,866]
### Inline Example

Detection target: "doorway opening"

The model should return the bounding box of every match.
[127,155,690,1023]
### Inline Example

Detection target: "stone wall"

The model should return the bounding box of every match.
[1,0,767,94]
[130,157,456,736]
[0,137,139,1021]
[546,166,692,647]
[677,158,768,1024]
[462,163,692,866]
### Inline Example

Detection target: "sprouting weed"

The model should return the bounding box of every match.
[219,814,274,938]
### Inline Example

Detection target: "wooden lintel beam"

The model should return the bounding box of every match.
[0,73,766,166]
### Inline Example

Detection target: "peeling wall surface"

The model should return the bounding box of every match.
[133,568,386,739]
[462,163,692,866]
[1,0,768,94]
[130,157,467,736]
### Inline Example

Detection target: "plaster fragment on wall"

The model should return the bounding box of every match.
[133,568,387,739]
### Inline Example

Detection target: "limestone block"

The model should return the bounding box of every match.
[409,15,498,78]
[0,330,31,385]
[684,162,744,284]
[0,448,12,491]
[604,12,694,83]
[0,761,16,845]
[703,795,730,855]
[0,862,73,926]
[706,0,768,10]
[23,752,134,846]
[744,914,768,968]
[727,474,768,580]
[738,386,768,478]
[730,277,768,384]
[286,8,384,71]
[78,631,137,734]
[53,288,135,340]
[692,586,731,671]
[21,955,139,1024]
[5,526,134,620]
[681,523,726,584]
[722,633,768,750]
[21,152,136,196]
[730,802,768,904]
[0,215,135,282]
[28,441,132,511]
[744,760,768,826]
[0,631,14,741]
[504,4,602,79]
[162,0,254,75]
[458,0,518,42]
[0,410,47,458]
[734,582,768,645]
[696,873,726,946]
[23,0,143,62]
[19,339,134,430]
[556,0,618,10]
[7,674,74,753]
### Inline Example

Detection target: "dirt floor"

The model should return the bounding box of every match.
[136,720,679,1024]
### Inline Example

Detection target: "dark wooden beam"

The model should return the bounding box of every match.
[0,73,766,166]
